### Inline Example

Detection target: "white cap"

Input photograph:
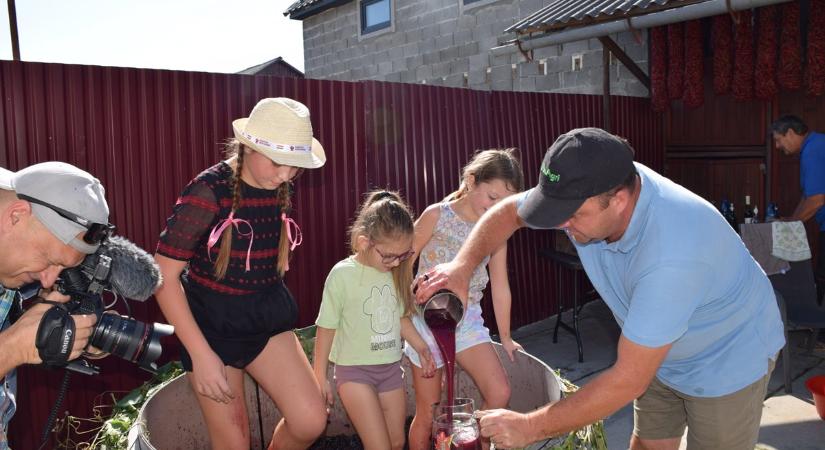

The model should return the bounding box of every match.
[0,162,110,254]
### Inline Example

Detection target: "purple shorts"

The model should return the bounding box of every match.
[334,362,404,393]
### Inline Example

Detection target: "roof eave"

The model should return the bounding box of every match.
[506,0,709,36]
[286,0,352,20]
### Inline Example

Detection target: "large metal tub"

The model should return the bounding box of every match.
[129,343,561,449]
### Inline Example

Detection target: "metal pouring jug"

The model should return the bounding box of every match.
[422,289,464,324]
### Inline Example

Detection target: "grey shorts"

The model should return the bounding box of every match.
[334,362,405,393]
[634,358,775,449]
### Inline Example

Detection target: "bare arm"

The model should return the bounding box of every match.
[415,196,524,303]
[400,316,425,350]
[455,197,524,276]
[789,194,825,223]
[312,326,335,379]
[400,316,436,376]
[313,326,336,406]
[479,335,671,448]
[0,328,23,375]
[153,254,233,403]
[488,242,522,361]
[412,203,441,262]
[153,255,211,357]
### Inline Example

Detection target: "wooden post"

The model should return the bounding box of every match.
[597,36,650,90]
[603,44,611,132]
[7,0,19,61]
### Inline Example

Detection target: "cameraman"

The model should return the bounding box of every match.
[0,162,110,448]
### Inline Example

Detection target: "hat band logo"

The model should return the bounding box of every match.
[240,131,311,153]
[541,165,560,182]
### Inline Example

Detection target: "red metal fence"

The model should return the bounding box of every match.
[1,60,662,448]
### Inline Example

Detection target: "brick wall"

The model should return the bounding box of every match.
[300,0,649,97]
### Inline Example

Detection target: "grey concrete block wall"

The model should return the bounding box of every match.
[300,0,649,97]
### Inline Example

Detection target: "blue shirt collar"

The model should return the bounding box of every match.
[801,133,814,155]
[603,162,653,254]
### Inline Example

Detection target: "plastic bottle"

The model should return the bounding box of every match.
[766,202,779,222]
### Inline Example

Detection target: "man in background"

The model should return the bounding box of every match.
[771,115,825,300]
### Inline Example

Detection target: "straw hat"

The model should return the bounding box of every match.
[232,98,326,169]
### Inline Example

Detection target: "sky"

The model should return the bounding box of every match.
[0,0,305,74]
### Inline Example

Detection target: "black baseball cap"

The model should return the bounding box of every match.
[518,128,636,229]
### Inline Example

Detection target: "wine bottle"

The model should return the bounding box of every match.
[744,195,755,224]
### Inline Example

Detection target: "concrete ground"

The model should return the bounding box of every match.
[508,301,825,450]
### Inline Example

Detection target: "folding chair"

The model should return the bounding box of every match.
[769,260,825,393]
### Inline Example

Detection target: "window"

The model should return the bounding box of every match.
[460,0,499,13]
[361,0,391,34]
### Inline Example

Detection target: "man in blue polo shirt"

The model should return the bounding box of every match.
[414,128,785,450]
[771,115,825,300]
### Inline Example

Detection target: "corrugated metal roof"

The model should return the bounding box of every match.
[507,0,711,35]
[284,0,351,19]
[284,0,320,15]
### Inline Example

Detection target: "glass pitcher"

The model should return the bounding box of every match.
[432,398,481,450]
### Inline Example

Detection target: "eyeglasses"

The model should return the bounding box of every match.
[372,244,415,265]
[18,194,115,245]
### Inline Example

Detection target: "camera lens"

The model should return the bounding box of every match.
[90,314,174,373]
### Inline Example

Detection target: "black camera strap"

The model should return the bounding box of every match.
[35,302,76,367]
[31,301,92,449]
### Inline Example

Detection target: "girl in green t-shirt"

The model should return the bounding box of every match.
[313,190,435,450]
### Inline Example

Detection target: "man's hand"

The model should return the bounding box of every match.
[413,260,472,305]
[8,290,96,366]
[477,408,538,449]
[83,311,124,359]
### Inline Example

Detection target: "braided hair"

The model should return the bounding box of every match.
[214,139,294,279]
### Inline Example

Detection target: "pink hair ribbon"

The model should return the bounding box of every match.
[281,212,303,271]
[207,211,254,272]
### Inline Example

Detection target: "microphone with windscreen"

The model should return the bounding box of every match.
[90,235,162,301]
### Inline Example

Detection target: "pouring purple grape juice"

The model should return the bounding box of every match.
[424,290,480,449]
[422,289,463,409]
[424,306,458,409]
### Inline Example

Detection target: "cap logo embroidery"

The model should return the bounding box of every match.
[541,165,560,182]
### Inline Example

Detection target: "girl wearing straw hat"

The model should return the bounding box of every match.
[154,98,327,449]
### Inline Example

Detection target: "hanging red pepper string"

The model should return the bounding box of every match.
[713,14,733,95]
[755,5,778,100]
[778,1,802,91]
[651,26,668,112]
[667,23,685,100]
[806,0,825,97]
[683,20,704,108]
[733,10,754,101]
